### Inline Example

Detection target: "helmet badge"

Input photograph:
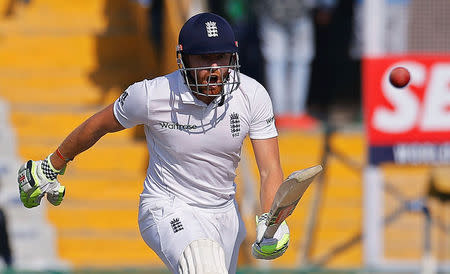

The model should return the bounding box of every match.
[205,21,219,38]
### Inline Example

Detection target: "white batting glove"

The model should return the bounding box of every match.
[17,155,66,208]
[251,213,290,260]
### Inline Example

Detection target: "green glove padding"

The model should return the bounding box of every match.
[17,156,66,208]
[251,213,290,260]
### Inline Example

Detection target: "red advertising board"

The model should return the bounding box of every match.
[363,56,450,164]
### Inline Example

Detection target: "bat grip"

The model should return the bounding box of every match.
[263,223,279,239]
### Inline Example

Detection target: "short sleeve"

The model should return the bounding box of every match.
[249,84,278,139]
[113,81,149,128]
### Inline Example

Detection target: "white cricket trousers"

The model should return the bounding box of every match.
[138,194,247,273]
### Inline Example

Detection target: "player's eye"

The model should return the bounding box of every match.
[203,54,226,61]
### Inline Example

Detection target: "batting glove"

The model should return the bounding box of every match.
[17,155,66,208]
[251,213,290,260]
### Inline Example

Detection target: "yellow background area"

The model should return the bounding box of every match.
[0,0,448,270]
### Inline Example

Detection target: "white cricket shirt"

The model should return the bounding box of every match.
[113,70,277,207]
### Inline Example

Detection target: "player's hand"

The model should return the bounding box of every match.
[17,156,66,208]
[251,213,290,260]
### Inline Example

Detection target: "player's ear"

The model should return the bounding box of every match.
[227,53,233,65]
[183,54,191,68]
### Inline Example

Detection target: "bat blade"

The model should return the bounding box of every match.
[263,165,323,239]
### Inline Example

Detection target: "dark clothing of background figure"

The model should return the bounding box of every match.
[308,0,361,121]
[0,208,12,267]
[208,0,264,86]
[254,0,336,128]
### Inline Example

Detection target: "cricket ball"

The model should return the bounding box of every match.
[389,67,410,88]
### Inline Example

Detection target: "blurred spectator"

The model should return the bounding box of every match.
[146,0,208,54]
[349,0,363,60]
[255,0,336,130]
[208,0,264,85]
[386,0,410,53]
[309,0,361,125]
[0,208,11,268]
[0,158,12,268]
[0,102,12,268]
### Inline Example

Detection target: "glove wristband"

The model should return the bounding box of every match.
[56,148,73,163]
[46,155,62,172]
[45,155,67,176]
[41,157,61,181]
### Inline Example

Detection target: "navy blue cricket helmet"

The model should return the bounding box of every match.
[177,12,240,99]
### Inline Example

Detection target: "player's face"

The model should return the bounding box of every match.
[185,53,232,96]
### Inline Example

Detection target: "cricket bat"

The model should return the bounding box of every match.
[263,165,323,238]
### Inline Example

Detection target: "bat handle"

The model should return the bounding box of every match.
[263,224,279,239]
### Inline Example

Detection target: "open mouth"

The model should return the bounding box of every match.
[208,75,220,85]
[200,75,222,93]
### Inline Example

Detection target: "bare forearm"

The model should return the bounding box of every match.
[260,168,283,213]
[251,137,284,213]
[49,120,104,169]
[49,104,124,170]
